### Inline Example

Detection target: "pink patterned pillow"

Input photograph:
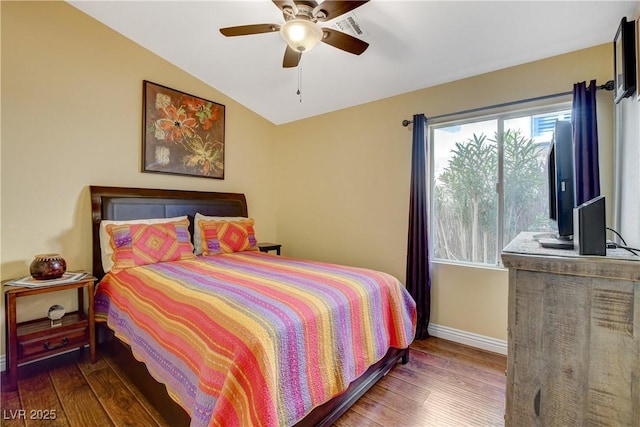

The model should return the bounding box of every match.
[107,219,195,272]
[200,219,258,255]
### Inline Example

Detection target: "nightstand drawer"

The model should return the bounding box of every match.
[17,315,89,362]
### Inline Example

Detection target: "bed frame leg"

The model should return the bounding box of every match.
[401,348,410,365]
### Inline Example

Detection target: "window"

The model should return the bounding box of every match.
[532,111,571,138]
[429,104,571,266]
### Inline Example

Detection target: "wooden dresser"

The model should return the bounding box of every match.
[501,232,640,426]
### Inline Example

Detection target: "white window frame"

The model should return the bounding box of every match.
[428,101,572,268]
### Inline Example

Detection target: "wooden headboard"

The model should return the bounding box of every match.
[90,186,248,279]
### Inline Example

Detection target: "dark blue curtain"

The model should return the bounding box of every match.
[406,114,431,340]
[572,80,600,205]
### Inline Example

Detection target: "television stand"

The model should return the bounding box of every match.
[538,237,574,250]
[502,232,640,425]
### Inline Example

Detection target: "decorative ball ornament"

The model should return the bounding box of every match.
[30,254,66,280]
[48,304,66,320]
[48,304,66,327]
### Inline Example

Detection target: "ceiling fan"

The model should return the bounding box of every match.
[220,0,370,68]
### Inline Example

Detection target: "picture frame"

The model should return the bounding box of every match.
[142,80,225,179]
[637,18,640,101]
[613,17,636,103]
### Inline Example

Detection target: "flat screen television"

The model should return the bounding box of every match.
[541,120,575,249]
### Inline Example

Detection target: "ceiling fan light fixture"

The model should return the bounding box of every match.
[280,19,323,52]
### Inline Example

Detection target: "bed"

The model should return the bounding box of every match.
[90,186,416,427]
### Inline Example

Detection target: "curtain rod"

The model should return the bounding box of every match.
[401,79,614,127]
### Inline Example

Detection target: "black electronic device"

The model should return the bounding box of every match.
[573,195,606,256]
[548,120,575,238]
[541,120,576,250]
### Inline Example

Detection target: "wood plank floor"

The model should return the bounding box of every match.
[1,337,506,426]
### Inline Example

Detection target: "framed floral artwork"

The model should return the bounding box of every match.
[142,81,225,179]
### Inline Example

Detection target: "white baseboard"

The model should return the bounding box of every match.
[428,323,507,355]
[1,355,5,372]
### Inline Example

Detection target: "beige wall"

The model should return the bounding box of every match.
[0,1,617,362]
[274,44,615,341]
[1,2,277,354]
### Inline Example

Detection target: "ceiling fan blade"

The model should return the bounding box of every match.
[283,46,301,68]
[321,28,369,55]
[220,24,280,37]
[313,0,370,21]
[272,0,298,17]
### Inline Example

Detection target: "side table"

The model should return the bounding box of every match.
[4,274,96,391]
[258,242,282,255]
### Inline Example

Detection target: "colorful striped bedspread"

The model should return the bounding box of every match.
[94,252,417,426]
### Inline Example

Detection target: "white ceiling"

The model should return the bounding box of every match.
[69,0,639,125]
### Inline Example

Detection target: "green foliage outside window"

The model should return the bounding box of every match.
[433,129,553,265]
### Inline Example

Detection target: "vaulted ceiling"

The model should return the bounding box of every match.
[69,1,639,124]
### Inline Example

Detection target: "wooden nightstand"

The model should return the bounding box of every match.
[258,242,282,255]
[3,274,96,391]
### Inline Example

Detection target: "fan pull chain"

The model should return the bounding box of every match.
[297,63,302,103]
[296,51,303,103]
